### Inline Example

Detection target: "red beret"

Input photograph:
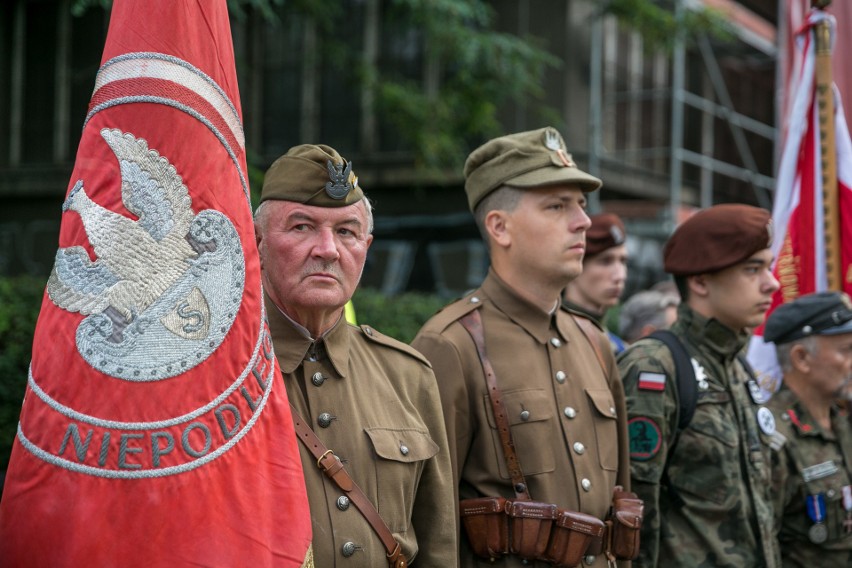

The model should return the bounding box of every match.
[585,213,626,257]
[664,204,772,276]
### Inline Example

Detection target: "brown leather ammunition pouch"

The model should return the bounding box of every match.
[606,487,644,560]
[459,497,509,560]
[542,510,606,567]
[506,500,558,560]
[461,497,605,567]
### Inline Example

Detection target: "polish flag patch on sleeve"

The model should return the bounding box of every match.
[638,372,666,391]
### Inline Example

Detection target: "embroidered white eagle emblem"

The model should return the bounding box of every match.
[47,128,245,380]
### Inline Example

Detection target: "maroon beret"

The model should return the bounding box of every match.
[585,213,626,257]
[664,204,772,276]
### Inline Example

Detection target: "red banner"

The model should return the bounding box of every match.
[0,2,312,566]
[748,9,852,392]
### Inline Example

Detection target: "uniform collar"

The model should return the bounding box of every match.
[264,293,350,378]
[775,386,843,440]
[673,303,749,360]
[481,269,567,344]
[562,299,604,324]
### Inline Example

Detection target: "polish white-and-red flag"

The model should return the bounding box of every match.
[747,8,852,392]
[0,1,312,566]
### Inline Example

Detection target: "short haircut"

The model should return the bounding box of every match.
[473,185,524,249]
[775,335,817,372]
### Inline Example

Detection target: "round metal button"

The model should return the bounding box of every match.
[341,541,358,557]
[520,410,530,421]
[400,444,409,456]
[336,496,350,511]
[311,372,325,386]
[555,371,566,383]
[610,407,616,416]
[581,478,591,491]
[564,407,577,419]
[364,327,373,336]
[583,554,596,565]
[470,296,481,304]
[827,489,837,499]
[550,338,562,348]
[573,442,585,455]
[317,413,333,428]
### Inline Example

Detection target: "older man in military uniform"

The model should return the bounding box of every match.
[617,204,782,567]
[255,144,456,566]
[563,213,629,353]
[412,127,634,568]
[764,291,852,567]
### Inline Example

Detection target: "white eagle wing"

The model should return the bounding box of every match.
[47,246,119,315]
[101,129,194,242]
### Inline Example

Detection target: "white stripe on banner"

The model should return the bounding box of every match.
[94,52,245,150]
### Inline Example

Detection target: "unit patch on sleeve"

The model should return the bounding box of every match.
[628,417,662,461]
[637,372,666,392]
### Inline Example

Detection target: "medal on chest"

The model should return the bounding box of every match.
[806,493,828,543]
[843,485,852,534]
[756,407,776,435]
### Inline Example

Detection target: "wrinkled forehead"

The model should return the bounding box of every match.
[271,198,368,225]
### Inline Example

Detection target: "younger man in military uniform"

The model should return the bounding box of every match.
[563,213,629,353]
[413,127,633,567]
[764,291,852,567]
[617,204,782,567]
[255,144,456,566]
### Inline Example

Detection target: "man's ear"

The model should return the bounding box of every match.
[485,210,511,249]
[687,274,710,298]
[789,343,812,374]
[255,225,264,270]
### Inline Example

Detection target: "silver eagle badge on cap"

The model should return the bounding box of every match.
[544,129,562,151]
[325,159,356,200]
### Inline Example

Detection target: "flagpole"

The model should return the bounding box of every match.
[814,0,841,290]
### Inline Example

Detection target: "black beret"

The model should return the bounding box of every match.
[664,204,772,276]
[585,213,626,257]
[764,291,852,344]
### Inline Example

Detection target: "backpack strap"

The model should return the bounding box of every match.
[647,330,696,432]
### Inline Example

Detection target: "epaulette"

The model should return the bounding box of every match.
[559,304,605,332]
[358,324,432,367]
[421,294,483,334]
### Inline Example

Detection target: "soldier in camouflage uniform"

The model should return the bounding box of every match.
[617,204,782,567]
[763,291,852,567]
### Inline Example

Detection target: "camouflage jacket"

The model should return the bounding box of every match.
[768,387,852,567]
[617,304,781,567]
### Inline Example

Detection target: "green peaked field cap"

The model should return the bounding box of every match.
[463,127,602,211]
[260,144,364,207]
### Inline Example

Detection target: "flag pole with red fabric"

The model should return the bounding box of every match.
[747,0,852,392]
[0,1,312,566]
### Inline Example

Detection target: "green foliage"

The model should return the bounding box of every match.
[351,288,446,344]
[0,276,45,471]
[601,0,735,53]
[373,0,561,171]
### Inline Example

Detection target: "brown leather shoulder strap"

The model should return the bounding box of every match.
[570,314,608,372]
[290,404,407,568]
[458,309,531,501]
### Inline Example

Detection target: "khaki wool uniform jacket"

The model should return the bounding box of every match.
[267,295,457,567]
[617,304,781,568]
[411,270,631,568]
[768,387,852,567]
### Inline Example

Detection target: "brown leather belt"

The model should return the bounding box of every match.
[290,404,408,568]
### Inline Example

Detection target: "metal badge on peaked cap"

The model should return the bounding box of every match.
[261,144,364,207]
[325,159,357,200]
[462,126,602,211]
